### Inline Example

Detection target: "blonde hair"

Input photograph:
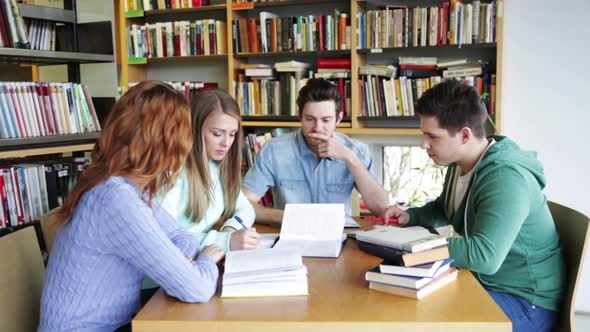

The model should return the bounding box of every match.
[185,89,242,224]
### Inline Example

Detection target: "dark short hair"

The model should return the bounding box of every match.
[296,78,341,116]
[415,79,488,138]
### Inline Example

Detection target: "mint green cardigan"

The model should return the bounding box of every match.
[161,160,256,251]
[143,161,255,290]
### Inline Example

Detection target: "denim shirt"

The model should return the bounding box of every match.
[243,130,375,216]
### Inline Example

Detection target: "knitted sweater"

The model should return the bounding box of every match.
[39,176,219,332]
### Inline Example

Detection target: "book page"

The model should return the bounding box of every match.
[224,247,302,274]
[280,204,345,241]
[344,215,360,228]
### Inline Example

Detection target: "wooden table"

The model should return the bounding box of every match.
[133,224,511,332]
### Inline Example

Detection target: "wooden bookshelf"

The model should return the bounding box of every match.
[0,144,96,159]
[116,0,503,136]
[356,43,497,54]
[233,0,346,10]
[145,4,227,16]
[234,50,351,58]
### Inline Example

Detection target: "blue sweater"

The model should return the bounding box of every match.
[39,177,219,332]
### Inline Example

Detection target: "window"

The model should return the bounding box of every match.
[383,146,446,207]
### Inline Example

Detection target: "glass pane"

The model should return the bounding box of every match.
[383,146,446,208]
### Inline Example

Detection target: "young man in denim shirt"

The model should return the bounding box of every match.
[243,79,395,224]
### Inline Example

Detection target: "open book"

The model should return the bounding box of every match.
[273,204,346,258]
[221,247,308,298]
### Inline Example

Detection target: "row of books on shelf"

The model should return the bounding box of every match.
[236,58,351,116]
[243,128,293,168]
[0,158,89,229]
[23,18,56,51]
[0,0,29,49]
[233,10,351,54]
[242,128,292,208]
[126,20,227,59]
[128,80,218,102]
[124,0,212,12]
[357,0,497,49]
[0,82,101,140]
[357,225,457,299]
[359,60,495,117]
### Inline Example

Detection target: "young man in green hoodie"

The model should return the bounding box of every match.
[386,79,565,332]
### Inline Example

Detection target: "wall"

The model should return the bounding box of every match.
[39,0,118,98]
[502,0,590,312]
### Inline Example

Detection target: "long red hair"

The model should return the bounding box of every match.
[57,81,192,222]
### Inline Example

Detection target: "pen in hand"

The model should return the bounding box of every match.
[234,215,249,229]
[231,215,261,250]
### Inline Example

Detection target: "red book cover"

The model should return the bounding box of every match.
[209,20,216,55]
[247,18,259,53]
[318,15,324,51]
[0,175,7,228]
[270,17,278,52]
[173,25,180,56]
[192,0,201,7]
[0,5,10,47]
[238,19,249,53]
[199,82,218,91]
[0,2,13,47]
[317,58,351,69]
[360,76,367,116]
[373,76,383,116]
[442,2,449,45]
[9,168,24,225]
[338,78,345,116]
[162,32,167,56]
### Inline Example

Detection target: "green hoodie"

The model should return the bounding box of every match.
[407,135,565,311]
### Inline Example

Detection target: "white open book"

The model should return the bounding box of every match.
[221,247,308,298]
[273,204,346,258]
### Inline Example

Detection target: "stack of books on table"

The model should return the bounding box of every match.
[366,258,458,299]
[356,226,458,299]
[221,247,308,298]
[356,226,450,265]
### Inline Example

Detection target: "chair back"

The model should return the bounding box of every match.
[549,201,590,332]
[40,208,63,255]
[0,227,45,332]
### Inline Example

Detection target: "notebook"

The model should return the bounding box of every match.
[221,247,308,298]
[274,204,346,258]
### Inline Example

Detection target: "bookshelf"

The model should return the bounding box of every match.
[116,0,503,135]
[1,1,114,154]
[0,1,114,156]
[0,0,115,231]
